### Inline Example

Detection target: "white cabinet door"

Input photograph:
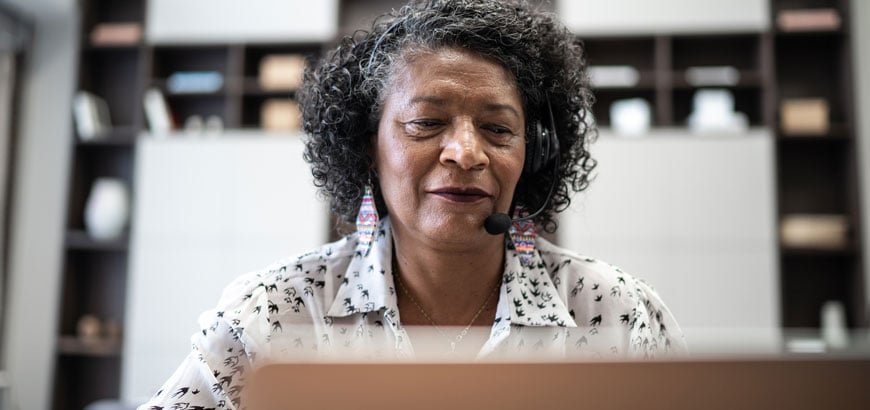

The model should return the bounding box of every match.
[559,129,779,353]
[558,0,769,35]
[147,0,339,44]
[122,133,329,402]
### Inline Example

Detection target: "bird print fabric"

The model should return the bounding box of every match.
[139,217,687,410]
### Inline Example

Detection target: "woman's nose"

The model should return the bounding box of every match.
[439,119,489,170]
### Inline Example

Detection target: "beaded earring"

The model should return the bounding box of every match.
[355,185,379,257]
[509,206,536,267]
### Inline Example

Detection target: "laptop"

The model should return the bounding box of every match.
[244,358,870,410]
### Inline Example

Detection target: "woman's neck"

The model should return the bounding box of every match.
[391,225,504,327]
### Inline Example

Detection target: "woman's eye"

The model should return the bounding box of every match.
[404,120,442,133]
[412,120,441,128]
[486,126,511,134]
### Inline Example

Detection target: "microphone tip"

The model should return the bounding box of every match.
[484,213,512,235]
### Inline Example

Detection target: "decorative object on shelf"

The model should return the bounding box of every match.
[259,54,305,91]
[780,214,849,250]
[205,115,224,135]
[89,22,143,46]
[72,91,112,141]
[780,98,829,135]
[261,99,301,131]
[183,115,204,133]
[609,98,650,136]
[588,65,639,88]
[821,300,848,350]
[84,177,130,241]
[143,87,174,135]
[76,314,102,345]
[166,71,224,94]
[685,66,739,87]
[687,89,748,134]
[777,8,841,32]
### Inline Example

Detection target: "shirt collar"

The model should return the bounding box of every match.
[501,242,577,327]
[326,218,395,318]
[325,217,577,328]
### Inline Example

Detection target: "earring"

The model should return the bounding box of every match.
[356,185,379,257]
[509,206,536,267]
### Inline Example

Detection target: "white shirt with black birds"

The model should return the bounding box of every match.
[139,217,687,410]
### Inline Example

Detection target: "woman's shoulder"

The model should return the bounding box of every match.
[214,235,358,311]
[535,238,688,355]
[535,237,643,294]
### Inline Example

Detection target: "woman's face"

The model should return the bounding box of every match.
[373,47,526,247]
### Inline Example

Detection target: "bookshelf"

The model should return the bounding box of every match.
[55,0,865,407]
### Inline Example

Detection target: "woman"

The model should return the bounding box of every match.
[142,0,686,408]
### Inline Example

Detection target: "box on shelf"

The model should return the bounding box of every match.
[780,98,829,135]
[780,214,849,250]
[259,55,305,91]
[261,99,301,131]
[90,22,143,46]
[777,8,841,32]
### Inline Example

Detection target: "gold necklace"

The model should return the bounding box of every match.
[392,260,501,355]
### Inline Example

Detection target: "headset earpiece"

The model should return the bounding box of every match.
[524,115,559,175]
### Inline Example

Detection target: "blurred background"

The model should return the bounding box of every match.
[0,0,868,409]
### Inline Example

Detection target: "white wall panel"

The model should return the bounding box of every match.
[559,129,778,351]
[557,0,769,35]
[122,133,329,402]
[146,0,339,44]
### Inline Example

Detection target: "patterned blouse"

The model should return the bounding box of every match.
[140,217,687,409]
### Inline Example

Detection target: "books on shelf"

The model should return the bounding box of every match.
[72,91,112,141]
[166,71,224,94]
[684,66,739,87]
[777,8,841,32]
[781,214,849,250]
[588,65,639,88]
[259,54,306,91]
[143,88,174,135]
[780,98,829,135]
[261,99,301,131]
[90,22,142,46]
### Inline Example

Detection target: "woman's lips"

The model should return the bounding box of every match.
[430,188,492,203]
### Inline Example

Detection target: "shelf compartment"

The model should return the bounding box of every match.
[775,35,850,125]
[58,250,128,336]
[672,34,761,71]
[672,88,763,127]
[589,89,656,127]
[582,37,656,72]
[67,146,134,231]
[52,355,121,410]
[777,142,850,214]
[78,47,142,127]
[781,253,856,328]
[150,45,230,81]
[163,93,230,129]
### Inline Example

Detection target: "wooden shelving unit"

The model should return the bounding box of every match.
[771,0,865,329]
[55,0,865,407]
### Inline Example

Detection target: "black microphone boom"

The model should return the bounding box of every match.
[484,153,560,235]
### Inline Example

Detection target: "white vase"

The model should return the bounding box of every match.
[84,177,130,241]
